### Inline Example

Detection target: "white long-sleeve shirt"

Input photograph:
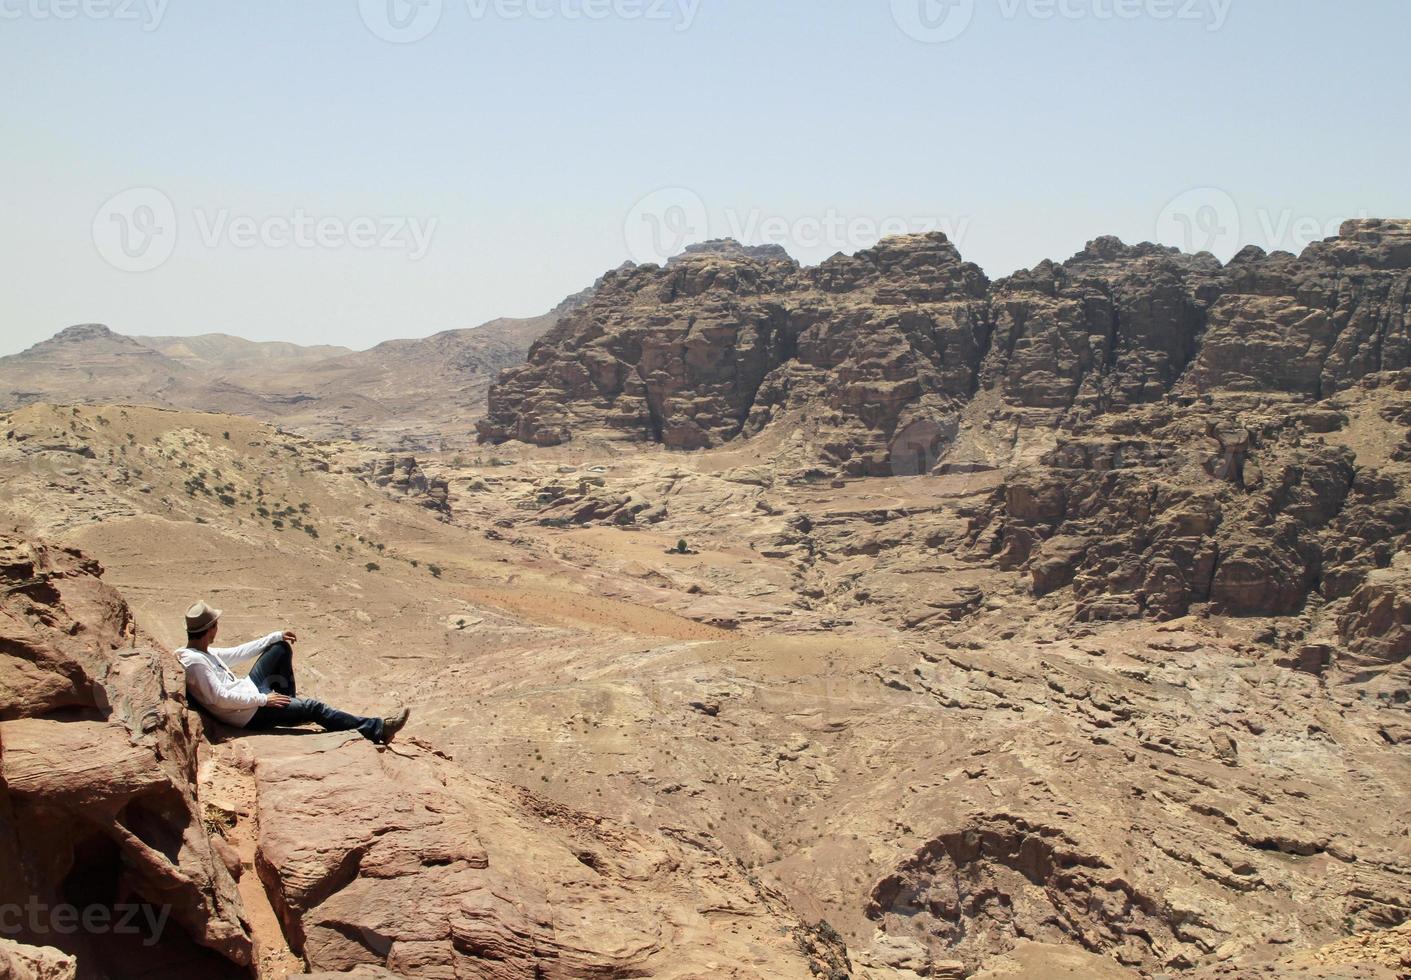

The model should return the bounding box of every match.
[177,631,284,727]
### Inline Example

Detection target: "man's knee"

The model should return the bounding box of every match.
[257,642,296,693]
[292,697,328,719]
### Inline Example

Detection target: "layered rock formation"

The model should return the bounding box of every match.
[481,219,1411,473]
[961,369,1411,682]
[480,233,993,474]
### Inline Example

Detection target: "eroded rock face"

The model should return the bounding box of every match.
[867,813,1183,971]
[481,221,1411,625]
[969,398,1369,621]
[481,233,993,475]
[361,455,451,516]
[1339,552,1411,670]
[1186,220,1411,398]
[483,220,1411,480]
[983,237,1222,419]
[246,731,845,979]
[954,369,1411,651]
[0,938,78,980]
[0,530,252,977]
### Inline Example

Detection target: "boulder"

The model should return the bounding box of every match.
[1338,553,1411,670]
[0,939,77,980]
[0,529,252,976]
[362,455,450,516]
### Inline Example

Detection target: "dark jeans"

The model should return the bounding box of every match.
[244,642,384,743]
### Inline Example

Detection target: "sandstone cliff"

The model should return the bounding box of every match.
[0,528,254,977]
[480,220,1411,476]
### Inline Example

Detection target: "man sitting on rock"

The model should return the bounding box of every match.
[177,600,409,744]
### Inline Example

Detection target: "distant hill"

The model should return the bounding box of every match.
[0,297,583,449]
[133,333,354,371]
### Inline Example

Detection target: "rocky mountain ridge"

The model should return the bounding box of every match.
[479,219,1411,475]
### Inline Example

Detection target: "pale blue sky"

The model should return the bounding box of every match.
[2,0,1408,354]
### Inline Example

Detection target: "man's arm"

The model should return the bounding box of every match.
[209,630,285,668]
[185,658,269,713]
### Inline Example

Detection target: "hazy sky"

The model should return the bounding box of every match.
[2,0,1408,355]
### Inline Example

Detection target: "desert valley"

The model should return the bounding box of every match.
[2,220,1410,980]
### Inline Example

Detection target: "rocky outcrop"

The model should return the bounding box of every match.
[0,530,252,977]
[1185,220,1411,398]
[982,237,1222,419]
[0,527,850,979]
[480,233,993,475]
[481,220,1411,623]
[241,730,846,979]
[866,813,1185,971]
[1339,551,1411,672]
[361,455,450,516]
[968,399,1357,620]
[482,220,1411,477]
[950,364,1411,631]
[0,939,77,980]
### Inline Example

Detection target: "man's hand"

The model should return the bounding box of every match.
[266,693,293,708]
[282,630,298,644]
